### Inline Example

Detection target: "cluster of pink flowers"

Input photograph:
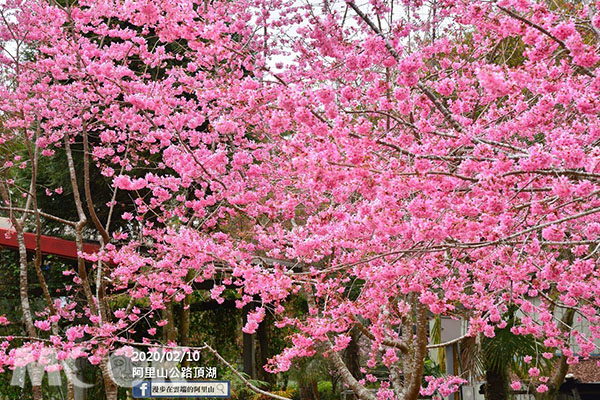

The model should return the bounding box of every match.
[1,0,600,397]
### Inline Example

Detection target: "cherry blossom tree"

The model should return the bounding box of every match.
[1,0,600,399]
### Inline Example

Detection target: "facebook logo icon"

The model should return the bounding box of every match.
[133,382,151,398]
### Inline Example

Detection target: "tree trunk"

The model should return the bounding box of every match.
[344,328,362,381]
[402,302,429,400]
[533,309,576,400]
[311,379,321,400]
[304,281,376,400]
[101,358,119,400]
[242,305,256,379]
[299,378,320,400]
[0,184,42,399]
[257,314,274,385]
[163,302,178,342]
[299,381,312,400]
[485,369,508,400]
[179,271,193,367]
[16,226,43,400]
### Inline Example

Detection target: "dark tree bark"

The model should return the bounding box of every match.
[242,305,256,379]
[485,369,508,400]
[257,314,274,385]
[344,328,362,381]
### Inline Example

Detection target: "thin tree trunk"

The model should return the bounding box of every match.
[485,369,508,400]
[242,305,256,379]
[29,128,77,400]
[16,227,44,400]
[164,303,178,342]
[402,302,428,400]
[0,183,43,400]
[298,378,320,400]
[541,309,575,399]
[344,328,362,381]
[257,313,273,385]
[179,271,193,367]
[311,379,321,400]
[64,133,115,400]
[304,283,376,400]
[100,358,119,400]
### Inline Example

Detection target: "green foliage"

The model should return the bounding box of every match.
[0,360,33,400]
[488,36,527,67]
[187,302,241,365]
[423,358,443,378]
[224,371,268,400]
[316,380,340,400]
[482,312,552,376]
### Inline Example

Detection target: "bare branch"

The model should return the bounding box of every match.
[204,343,292,400]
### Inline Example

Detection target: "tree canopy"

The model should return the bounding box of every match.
[1,0,600,399]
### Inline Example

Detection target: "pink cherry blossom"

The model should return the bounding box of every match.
[1,0,600,398]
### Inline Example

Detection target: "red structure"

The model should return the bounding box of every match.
[0,225,99,259]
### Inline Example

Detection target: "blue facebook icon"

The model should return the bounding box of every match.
[133,381,152,398]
